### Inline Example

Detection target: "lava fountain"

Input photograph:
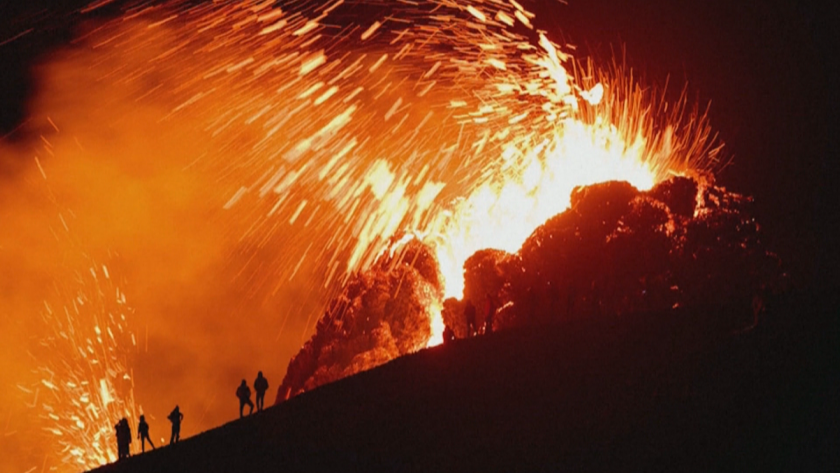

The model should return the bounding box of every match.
[55,0,717,314]
[9,0,730,468]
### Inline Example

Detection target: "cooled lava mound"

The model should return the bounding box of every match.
[278,175,784,401]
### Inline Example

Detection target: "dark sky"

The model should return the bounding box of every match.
[548,0,838,298]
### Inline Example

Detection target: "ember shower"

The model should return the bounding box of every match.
[68,0,719,300]
[6,0,729,470]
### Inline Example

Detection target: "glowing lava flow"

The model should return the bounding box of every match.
[424,106,659,302]
[419,114,660,344]
[410,37,714,346]
[15,3,724,460]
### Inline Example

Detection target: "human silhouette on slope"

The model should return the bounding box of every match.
[236,379,254,418]
[137,414,155,452]
[115,418,131,460]
[253,371,269,412]
[168,405,184,444]
[114,421,123,460]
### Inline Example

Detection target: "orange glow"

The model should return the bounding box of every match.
[2,0,721,469]
[25,260,138,467]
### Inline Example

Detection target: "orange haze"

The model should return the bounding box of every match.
[0,24,321,472]
[0,1,719,469]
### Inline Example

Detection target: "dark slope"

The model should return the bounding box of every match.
[90,295,837,473]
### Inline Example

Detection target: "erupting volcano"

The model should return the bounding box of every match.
[1,0,814,471]
[278,174,783,399]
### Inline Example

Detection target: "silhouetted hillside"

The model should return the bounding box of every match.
[89,293,837,473]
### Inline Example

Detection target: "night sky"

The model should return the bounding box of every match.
[553,0,838,298]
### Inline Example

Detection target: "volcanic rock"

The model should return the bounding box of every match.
[87,293,835,473]
[279,176,785,403]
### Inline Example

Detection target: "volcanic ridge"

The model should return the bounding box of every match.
[88,292,833,473]
[88,177,835,472]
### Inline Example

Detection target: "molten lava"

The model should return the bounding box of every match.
[6,0,738,470]
[279,175,783,399]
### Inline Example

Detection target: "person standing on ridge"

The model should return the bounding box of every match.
[115,417,131,459]
[114,421,123,460]
[114,420,125,460]
[122,418,132,458]
[236,379,254,418]
[253,371,269,412]
[137,414,155,452]
[167,405,184,444]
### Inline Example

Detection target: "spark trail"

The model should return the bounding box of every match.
[69,0,719,341]
[16,0,724,465]
[14,134,142,471]
[22,258,138,468]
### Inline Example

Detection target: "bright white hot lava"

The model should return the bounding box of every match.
[20,0,722,468]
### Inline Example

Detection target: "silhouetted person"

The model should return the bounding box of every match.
[114,421,124,460]
[484,293,497,334]
[464,300,477,337]
[122,418,132,458]
[137,414,155,452]
[443,324,455,344]
[114,421,122,459]
[167,406,184,444]
[115,417,131,460]
[236,380,254,418]
[253,372,269,412]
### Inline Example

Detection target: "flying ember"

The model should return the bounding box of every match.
[24,257,138,468]
[116,0,716,321]
[64,0,716,306]
[14,0,727,469]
